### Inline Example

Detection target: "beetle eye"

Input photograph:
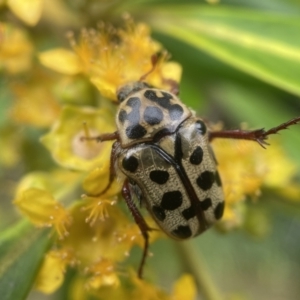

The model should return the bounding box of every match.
[195,120,207,135]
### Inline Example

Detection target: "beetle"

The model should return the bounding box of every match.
[83,60,300,278]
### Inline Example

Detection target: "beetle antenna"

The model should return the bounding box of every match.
[139,52,161,82]
[139,51,180,95]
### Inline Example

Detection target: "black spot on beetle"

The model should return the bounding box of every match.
[125,124,147,139]
[189,146,203,165]
[144,90,184,121]
[149,170,169,184]
[195,120,207,135]
[169,104,184,121]
[123,96,142,126]
[196,171,215,191]
[144,106,163,125]
[118,109,127,123]
[215,171,222,187]
[127,97,141,108]
[214,201,225,220]
[152,205,166,221]
[172,225,192,239]
[144,90,173,109]
[161,191,182,210]
[200,198,212,210]
[122,156,139,173]
[182,206,196,220]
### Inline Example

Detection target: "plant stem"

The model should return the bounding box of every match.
[175,240,223,300]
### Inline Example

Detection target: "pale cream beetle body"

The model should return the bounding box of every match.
[114,82,225,238]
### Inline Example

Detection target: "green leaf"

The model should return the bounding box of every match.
[0,221,51,300]
[147,6,300,96]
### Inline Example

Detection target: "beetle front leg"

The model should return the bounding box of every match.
[96,140,119,196]
[122,179,152,279]
[81,130,119,143]
[82,132,120,197]
[209,116,300,148]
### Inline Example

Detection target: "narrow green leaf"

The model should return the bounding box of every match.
[147,6,300,96]
[0,221,51,300]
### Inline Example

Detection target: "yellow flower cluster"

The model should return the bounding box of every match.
[39,18,182,101]
[212,138,298,230]
[4,12,194,297]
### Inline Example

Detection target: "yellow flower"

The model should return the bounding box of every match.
[13,169,81,200]
[129,272,196,300]
[0,22,33,74]
[13,170,78,238]
[14,188,72,238]
[82,194,118,225]
[114,223,146,256]
[61,203,134,270]
[31,201,137,294]
[171,274,197,300]
[85,257,120,289]
[6,0,44,26]
[38,48,82,75]
[261,141,297,188]
[74,20,181,100]
[82,164,122,197]
[130,271,169,300]
[35,248,75,294]
[39,19,182,101]
[41,105,115,171]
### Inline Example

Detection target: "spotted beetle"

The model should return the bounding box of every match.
[84,60,300,278]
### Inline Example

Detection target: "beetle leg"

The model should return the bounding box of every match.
[80,127,120,197]
[98,140,119,196]
[209,116,300,148]
[122,179,152,279]
[80,131,119,143]
[83,140,119,198]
